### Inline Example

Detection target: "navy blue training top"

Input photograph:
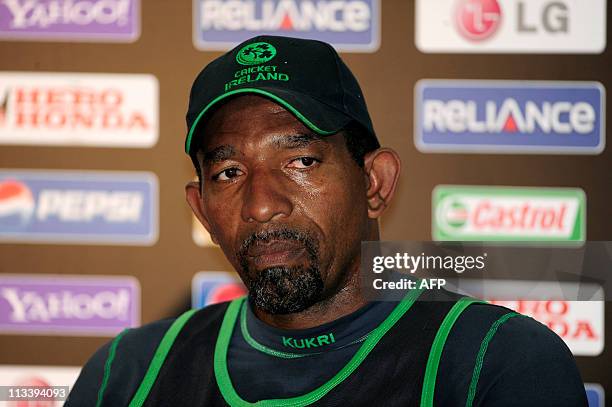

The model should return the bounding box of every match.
[66,298,587,406]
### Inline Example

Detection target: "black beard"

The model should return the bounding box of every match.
[237,228,324,314]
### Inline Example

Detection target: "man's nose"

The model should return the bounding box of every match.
[241,168,293,223]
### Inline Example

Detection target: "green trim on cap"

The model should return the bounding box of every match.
[185,88,337,154]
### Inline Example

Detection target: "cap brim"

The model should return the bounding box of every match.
[185,87,352,155]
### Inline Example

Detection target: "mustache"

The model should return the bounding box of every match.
[237,227,319,264]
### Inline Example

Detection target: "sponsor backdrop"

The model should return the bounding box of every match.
[0,0,610,403]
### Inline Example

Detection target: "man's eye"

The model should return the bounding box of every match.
[287,157,320,169]
[213,167,242,181]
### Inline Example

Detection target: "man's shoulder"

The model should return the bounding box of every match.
[436,301,586,406]
[122,316,175,347]
[66,301,233,406]
[456,301,564,346]
[399,298,567,360]
[108,300,233,373]
[447,301,572,359]
[121,300,232,351]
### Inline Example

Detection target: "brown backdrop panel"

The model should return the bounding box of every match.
[0,0,610,396]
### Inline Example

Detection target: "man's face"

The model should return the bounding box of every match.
[191,95,371,314]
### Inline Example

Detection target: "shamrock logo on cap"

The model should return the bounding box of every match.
[236,42,277,66]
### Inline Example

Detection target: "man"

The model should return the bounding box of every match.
[66,35,587,406]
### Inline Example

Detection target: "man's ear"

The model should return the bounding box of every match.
[185,181,219,244]
[363,148,401,219]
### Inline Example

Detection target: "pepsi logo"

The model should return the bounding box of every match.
[455,0,501,41]
[0,180,35,226]
[207,282,247,305]
[192,272,248,308]
[0,171,158,245]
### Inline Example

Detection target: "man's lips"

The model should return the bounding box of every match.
[246,240,307,268]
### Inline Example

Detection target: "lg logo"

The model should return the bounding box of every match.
[455,0,501,41]
[455,0,569,42]
[516,2,568,34]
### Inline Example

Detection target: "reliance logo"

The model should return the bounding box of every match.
[194,0,380,52]
[424,99,595,135]
[415,80,605,154]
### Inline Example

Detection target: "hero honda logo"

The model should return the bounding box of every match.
[489,298,604,356]
[236,42,277,65]
[194,0,380,52]
[455,0,501,41]
[467,279,605,357]
[0,170,158,245]
[432,185,586,242]
[415,80,605,154]
[0,72,159,148]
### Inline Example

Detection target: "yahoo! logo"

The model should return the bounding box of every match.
[0,275,140,336]
[0,0,140,42]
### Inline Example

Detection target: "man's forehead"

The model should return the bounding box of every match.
[205,95,298,131]
[199,132,328,165]
[198,95,318,151]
